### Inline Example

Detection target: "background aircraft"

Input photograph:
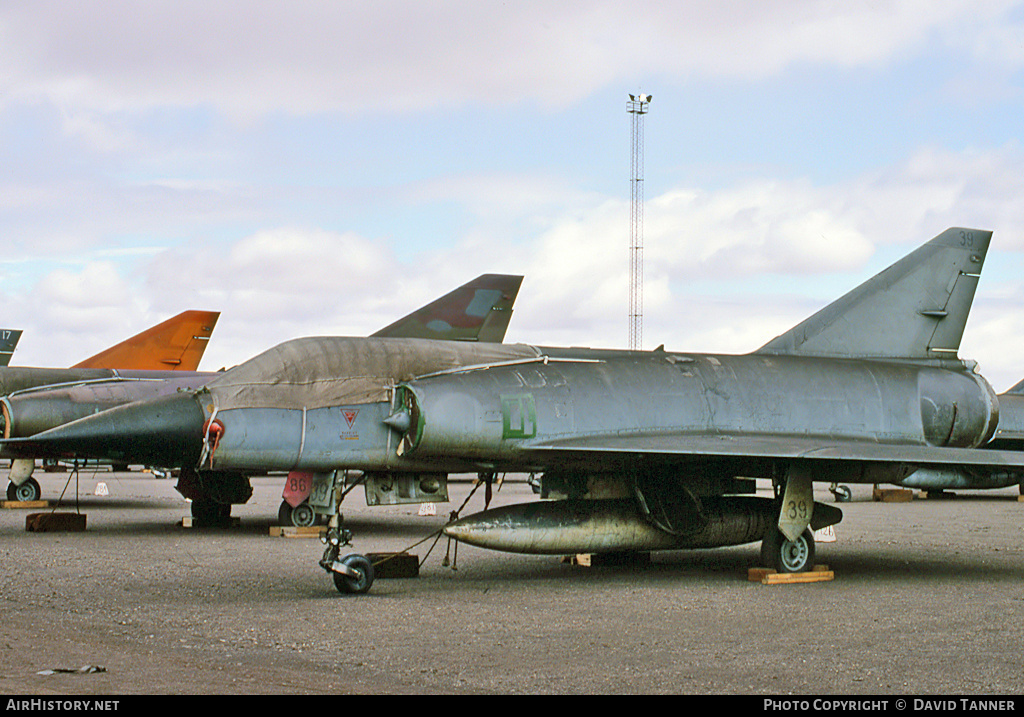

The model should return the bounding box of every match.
[2,274,523,524]
[989,382,1024,454]
[2,310,219,501]
[0,310,219,399]
[5,228,1020,596]
[369,272,521,343]
[0,329,23,367]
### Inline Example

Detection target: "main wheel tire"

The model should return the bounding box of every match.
[7,477,41,502]
[761,527,815,573]
[278,500,317,527]
[332,554,374,594]
[277,500,292,526]
[831,484,852,502]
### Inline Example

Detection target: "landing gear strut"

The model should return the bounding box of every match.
[319,518,374,594]
[763,462,817,573]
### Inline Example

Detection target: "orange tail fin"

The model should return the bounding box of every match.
[72,310,220,371]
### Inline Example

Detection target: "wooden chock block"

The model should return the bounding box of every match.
[749,565,833,584]
[26,512,86,532]
[1,500,50,510]
[872,487,913,502]
[564,552,652,568]
[366,552,419,579]
[762,569,834,585]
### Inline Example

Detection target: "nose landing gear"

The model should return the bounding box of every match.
[318,522,374,594]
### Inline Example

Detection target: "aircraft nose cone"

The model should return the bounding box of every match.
[7,391,207,468]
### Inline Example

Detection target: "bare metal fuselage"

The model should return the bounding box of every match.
[398,350,999,465]
[192,340,1001,486]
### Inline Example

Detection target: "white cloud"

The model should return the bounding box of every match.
[645,184,875,277]
[1,261,149,364]
[1,1,1018,121]
[138,227,405,367]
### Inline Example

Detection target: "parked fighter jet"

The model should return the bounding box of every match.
[0,310,219,399]
[2,311,219,501]
[8,228,1022,595]
[1,274,523,521]
[0,330,23,367]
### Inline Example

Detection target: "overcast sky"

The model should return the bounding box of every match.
[4,1,1024,389]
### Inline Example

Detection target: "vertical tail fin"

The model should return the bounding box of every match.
[371,274,523,342]
[0,329,23,367]
[756,228,990,360]
[72,310,220,371]
[1005,379,1024,396]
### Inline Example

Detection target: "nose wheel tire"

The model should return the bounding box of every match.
[761,527,815,573]
[332,554,374,594]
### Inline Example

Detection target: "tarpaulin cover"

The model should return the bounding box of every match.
[203,336,541,410]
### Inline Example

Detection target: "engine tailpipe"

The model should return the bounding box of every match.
[443,497,842,555]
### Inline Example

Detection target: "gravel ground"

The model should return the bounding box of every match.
[2,470,1023,695]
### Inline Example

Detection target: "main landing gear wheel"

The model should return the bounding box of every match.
[332,554,374,594]
[761,527,815,573]
[278,499,317,528]
[829,483,852,502]
[7,477,41,502]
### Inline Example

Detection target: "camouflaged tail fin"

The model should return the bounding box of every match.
[0,329,22,367]
[372,274,523,343]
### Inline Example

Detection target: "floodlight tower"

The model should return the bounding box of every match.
[627,92,651,351]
